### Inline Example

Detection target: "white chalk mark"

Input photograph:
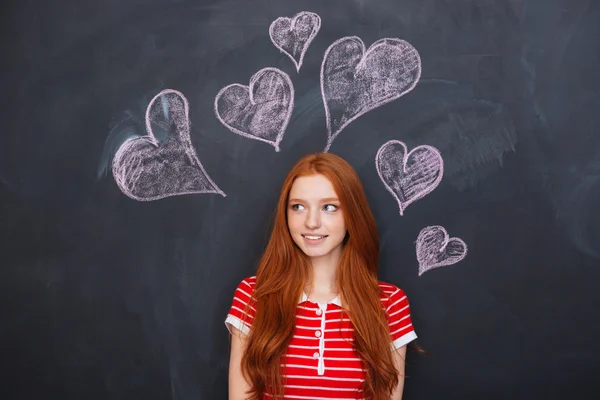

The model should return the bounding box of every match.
[214,67,294,152]
[112,89,226,201]
[269,11,321,72]
[376,140,443,216]
[321,37,422,152]
[416,226,468,276]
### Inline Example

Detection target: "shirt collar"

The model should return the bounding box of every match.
[299,292,342,307]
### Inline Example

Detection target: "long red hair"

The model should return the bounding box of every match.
[241,152,399,399]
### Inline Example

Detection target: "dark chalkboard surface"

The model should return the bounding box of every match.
[2,0,600,399]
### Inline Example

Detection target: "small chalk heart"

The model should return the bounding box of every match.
[376,140,443,216]
[269,11,321,72]
[416,225,468,276]
[214,67,294,152]
[113,89,225,201]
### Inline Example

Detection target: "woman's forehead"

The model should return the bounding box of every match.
[289,174,339,199]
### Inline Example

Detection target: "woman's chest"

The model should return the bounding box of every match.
[281,306,366,390]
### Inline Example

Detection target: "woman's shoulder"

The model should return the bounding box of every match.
[377,280,408,306]
[235,275,257,293]
[228,276,258,315]
[377,280,404,294]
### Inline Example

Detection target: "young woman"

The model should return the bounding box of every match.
[225,152,417,400]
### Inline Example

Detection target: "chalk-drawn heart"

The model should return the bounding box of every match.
[321,37,421,151]
[112,89,226,201]
[416,226,468,276]
[269,11,321,72]
[376,140,443,215]
[214,67,294,152]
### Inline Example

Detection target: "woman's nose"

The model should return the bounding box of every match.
[305,209,321,229]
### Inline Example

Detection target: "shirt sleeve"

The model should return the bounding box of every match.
[224,277,257,335]
[385,286,418,350]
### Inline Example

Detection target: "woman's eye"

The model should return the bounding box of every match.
[291,204,305,211]
[323,204,338,212]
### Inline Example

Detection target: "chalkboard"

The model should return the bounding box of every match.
[2,0,600,399]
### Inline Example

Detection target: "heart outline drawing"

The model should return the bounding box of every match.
[214,67,294,152]
[416,225,468,276]
[376,140,443,216]
[321,36,422,152]
[269,11,321,72]
[112,89,226,201]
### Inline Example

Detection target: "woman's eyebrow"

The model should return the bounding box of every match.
[288,197,339,203]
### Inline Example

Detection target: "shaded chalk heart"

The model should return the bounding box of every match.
[376,140,443,216]
[112,89,226,201]
[416,226,468,276]
[269,11,321,72]
[214,67,294,152]
[321,37,421,152]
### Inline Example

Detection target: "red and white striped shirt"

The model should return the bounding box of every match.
[225,276,417,399]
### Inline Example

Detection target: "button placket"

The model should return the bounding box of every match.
[317,304,326,375]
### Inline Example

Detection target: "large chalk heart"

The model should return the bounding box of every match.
[214,67,294,152]
[321,37,421,152]
[376,140,443,216]
[112,89,225,201]
[269,11,321,72]
[416,226,468,276]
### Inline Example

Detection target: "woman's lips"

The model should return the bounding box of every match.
[302,234,328,244]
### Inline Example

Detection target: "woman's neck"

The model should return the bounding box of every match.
[306,250,340,296]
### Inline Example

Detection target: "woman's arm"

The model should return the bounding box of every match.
[390,345,407,400]
[229,327,253,400]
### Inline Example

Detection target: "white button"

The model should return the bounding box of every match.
[313,352,320,359]
[315,330,321,338]
[316,309,322,316]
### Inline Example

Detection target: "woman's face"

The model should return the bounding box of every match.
[287,174,347,264]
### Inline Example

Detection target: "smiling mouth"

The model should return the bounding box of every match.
[302,234,328,240]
